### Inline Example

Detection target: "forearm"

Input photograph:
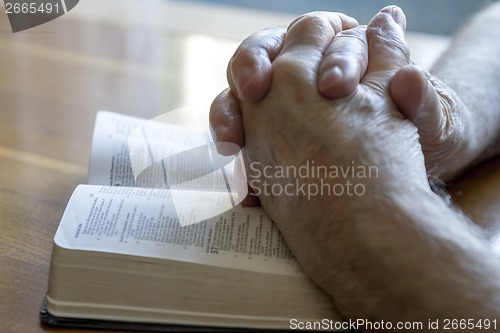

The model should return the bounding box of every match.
[310,184,500,323]
[431,2,500,160]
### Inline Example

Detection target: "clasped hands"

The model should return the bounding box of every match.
[207,6,497,321]
[210,6,476,227]
[213,5,475,181]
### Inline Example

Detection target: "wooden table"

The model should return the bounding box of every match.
[0,1,498,332]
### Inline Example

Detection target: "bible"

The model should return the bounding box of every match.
[41,110,342,331]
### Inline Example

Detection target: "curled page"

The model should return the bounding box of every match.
[127,106,248,227]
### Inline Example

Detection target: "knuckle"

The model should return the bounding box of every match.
[321,54,351,72]
[336,26,367,42]
[230,45,259,75]
[289,12,331,35]
[252,27,285,46]
[333,29,368,55]
[232,27,286,69]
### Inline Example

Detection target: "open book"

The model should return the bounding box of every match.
[41,111,342,331]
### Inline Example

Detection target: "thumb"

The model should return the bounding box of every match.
[390,65,471,180]
[364,6,410,83]
[390,65,444,142]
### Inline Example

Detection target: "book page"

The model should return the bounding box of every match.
[87,111,146,186]
[88,110,210,186]
[54,185,304,277]
[87,110,247,226]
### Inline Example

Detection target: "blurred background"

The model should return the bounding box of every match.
[187,0,496,35]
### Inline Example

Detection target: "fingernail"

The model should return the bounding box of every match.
[233,65,257,101]
[319,66,343,94]
[209,122,228,143]
[390,6,406,29]
[380,6,406,29]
